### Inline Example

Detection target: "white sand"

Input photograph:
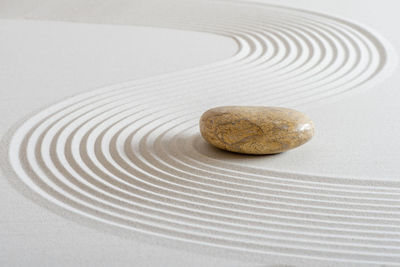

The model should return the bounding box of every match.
[1,0,400,266]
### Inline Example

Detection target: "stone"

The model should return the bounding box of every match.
[199,106,314,154]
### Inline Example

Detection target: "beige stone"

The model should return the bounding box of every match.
[199,106,314,154]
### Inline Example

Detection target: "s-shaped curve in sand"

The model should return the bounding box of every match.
[1,0,399,265]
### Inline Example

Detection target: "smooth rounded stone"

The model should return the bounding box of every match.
[199,106,314,154]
